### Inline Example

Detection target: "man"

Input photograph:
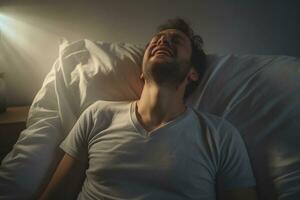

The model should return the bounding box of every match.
[40,18,257,200]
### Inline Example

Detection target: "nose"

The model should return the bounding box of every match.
[157,35,171,46]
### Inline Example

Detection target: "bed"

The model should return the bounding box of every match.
[0,39,299,199]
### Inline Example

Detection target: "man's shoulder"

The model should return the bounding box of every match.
[83,100,133,116]
[191,109,239,137]
[89,100,133,109]
[191,109,226,127]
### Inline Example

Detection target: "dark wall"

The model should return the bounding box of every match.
[0,0,299,106]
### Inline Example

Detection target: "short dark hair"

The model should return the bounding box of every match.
[156,17,207,100]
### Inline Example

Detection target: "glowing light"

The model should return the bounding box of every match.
[0,12,58,66]
[0,14,18,40]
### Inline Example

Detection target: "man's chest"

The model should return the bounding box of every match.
[86,127,217,195]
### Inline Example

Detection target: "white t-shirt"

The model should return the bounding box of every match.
[60,100,256,200]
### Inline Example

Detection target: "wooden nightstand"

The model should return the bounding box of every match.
[0,106,30,161]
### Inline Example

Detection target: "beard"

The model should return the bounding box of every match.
[142,57,191,89]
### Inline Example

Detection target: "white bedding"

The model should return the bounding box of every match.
[0,39,299,199]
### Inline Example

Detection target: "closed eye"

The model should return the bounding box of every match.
[171,35,183,44]
[151,33,185,45]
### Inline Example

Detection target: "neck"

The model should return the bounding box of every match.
[136,81,187,131]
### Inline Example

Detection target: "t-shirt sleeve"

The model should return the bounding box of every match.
[60,105,95,163]
[218,121,256,189]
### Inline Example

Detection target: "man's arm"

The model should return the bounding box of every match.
[224,187,258,200]
[39,152,84,200]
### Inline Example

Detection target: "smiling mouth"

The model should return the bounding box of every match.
[151,47,174,57]
[154,50,171,57]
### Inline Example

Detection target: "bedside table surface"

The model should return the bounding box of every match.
[0,106,30,124]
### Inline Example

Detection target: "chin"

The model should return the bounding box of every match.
[149,57,174,68]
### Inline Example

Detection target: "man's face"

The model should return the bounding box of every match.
[142,29,193,88]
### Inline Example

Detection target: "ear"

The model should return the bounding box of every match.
[187,67,199,82]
